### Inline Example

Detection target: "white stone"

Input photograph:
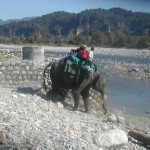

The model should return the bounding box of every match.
[101,125,109,131]
[93,129,128,149]
[12,94,18,98]
[107,114,117,123]
[71,123,81,132]
[57,102,64,109]
[19,93,26,97]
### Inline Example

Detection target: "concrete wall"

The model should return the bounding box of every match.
[22,46,44,65]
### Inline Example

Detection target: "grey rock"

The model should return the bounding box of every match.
[117,116,125,124]
[107,114,117,123]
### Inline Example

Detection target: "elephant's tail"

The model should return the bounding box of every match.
[42,61,54,90]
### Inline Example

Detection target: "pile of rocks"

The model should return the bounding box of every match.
[0,87,149,150]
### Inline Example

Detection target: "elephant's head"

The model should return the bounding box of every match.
[92,72,107,114]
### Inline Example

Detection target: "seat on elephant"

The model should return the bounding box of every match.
[63,54,97,79]
[67,53,97,69]
[63,58,78,75]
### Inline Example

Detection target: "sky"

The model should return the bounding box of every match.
[0,0,150,21]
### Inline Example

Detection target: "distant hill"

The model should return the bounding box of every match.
[0,8,149,37]
[0,19,3,25]
[0,8,149,48]
[0,16,37,25]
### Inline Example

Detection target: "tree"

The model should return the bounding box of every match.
[137,37,150,48]
[107,32,115,46]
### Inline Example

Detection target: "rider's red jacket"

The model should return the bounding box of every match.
[76,48,89,59]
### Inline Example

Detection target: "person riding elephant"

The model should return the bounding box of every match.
[70,44,97,71]
[71,44,89,66]
[89,46,94,63]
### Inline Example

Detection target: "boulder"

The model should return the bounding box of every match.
[93,129,128,149]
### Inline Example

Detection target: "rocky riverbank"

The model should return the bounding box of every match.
[0,87,150,150]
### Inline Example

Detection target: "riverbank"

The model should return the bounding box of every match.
[0,87,150,150]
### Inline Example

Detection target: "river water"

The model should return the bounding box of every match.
[106,76,150,117]
[98,52,150,117]
[94,53,150,117]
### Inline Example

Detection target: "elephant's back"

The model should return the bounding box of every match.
[50,59,64,81]
[51,59,63,70]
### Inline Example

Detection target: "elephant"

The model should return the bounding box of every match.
[43,57,107,114]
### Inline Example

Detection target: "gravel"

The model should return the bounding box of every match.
[0,86,150,150]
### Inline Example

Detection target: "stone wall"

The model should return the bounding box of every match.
[0,59,44,89]
[0,46,22,58]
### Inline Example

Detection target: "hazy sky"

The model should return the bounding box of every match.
[0,0,150,20]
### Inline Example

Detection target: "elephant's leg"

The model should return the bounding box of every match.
[72,91,80,111]
[100,88,105,100]
[102,102,107,115]
[72,78,90,112]
[81,85,91,113]
[100,89,107,114]
[82,94,89,113]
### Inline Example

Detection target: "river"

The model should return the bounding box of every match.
[106,74,150,117]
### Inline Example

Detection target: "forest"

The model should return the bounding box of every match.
[0,8,149,48]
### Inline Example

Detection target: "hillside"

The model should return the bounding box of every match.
[0,8,149,36]
[0,8,149,47]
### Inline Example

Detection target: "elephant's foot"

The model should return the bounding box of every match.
[103,107,108,115]
[73,107,79,111]
[85,110,90,114]
[84,104,90,113]
[104,110,108,115]
[85,107,90,114]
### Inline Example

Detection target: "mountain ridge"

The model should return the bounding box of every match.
[0,16,37,25]
[0,8,149,36]
[0,8,149,47]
